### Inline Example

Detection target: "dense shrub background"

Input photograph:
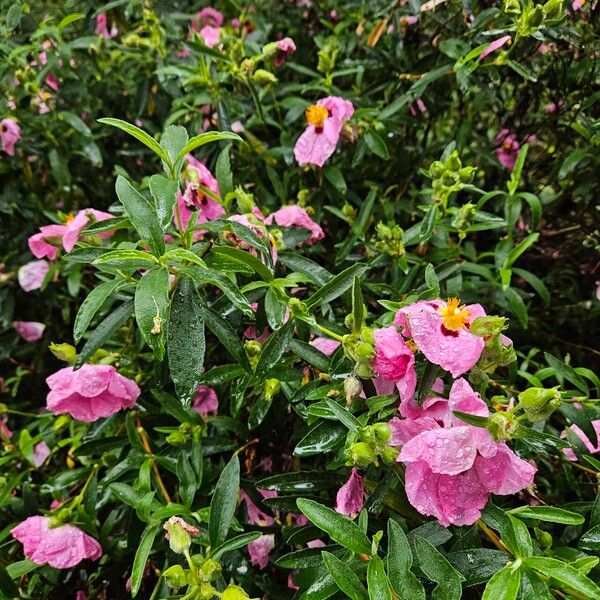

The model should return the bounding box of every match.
[0,1,599,599]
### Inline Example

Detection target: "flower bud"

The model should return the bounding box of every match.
[344,376,362,404]
[222,584,251,600]
[261,41,278,59]
[253,69,278,86]
[535,528,553,549]
[200,558,221,582]
[348,441,376,467]
[264,378,281,401]
[517,387,561,422]
[526,5,545,26]
[542,0,562,18]
[163,517,199,555]
[49,342,77,364]
[487,412,518,442]
[445,151,462,172]
[380,446,400,465]
[244,340,262,357]
[166,430,188,446]
[459,166,475,184]
[362,423,392,447]
[162,564,187,589]
[429,161,444,178]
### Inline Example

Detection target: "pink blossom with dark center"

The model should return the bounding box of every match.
[0,118,21,155]
[193,386,219,418]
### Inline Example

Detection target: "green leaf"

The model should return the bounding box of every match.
[255,321,293,381]
[504,287,528,328]
[197,302,251,372]
[545,352,589,396]
[387,520,425,600]
[288,338,331,371]
[558,148,589,179]
[324,399,361,432]
[579,524,600,552]
[0,563,19,599]
[523,557,600,599]
[160,125,188,173]
[507,144,529,195]
[424,263,440,295]
[509,506,584,525]
[115,175,165,256]
[296,498,372,555]
[351,276,364,333]
[168,278,205,405]
[322,551,369,600]
[187,266,252,316]
[98,118,170,165]
[177,452,196,507]
[503,233,539,269]
[162,248,206,267]
[149,174,179,231]
[73,279,123,343]
[151,390,201,424]
[414,536,463,600]
[306,263,367,310]
[367,556,392,600]
[94,249,159,270]
[212,246,273,281]
[211,532,262,561]
[76,300,134,366]
[365,130,390,160]
[176,131,242,162]
[294,421,346,456]
[209,455,240,547]
[324,167,347,194]
[135,268,170,360]
[482,565,521,600]
[215,145,234,198]
[278,252,332,287]
[447,549,511,587]
[131,524,160,597]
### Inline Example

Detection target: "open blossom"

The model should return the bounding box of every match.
[240,489,277,526]
[13,321,45,341]
[11,516,102,568]
[1,118,21,155]
[395,379,536,526]
[28,209,114,260]
[395,298,486,378]
[495,129,520,169]
[274,37,296,67]
[480,35,511,60]
[372,326,416,399]
[176,154,224,232]
[95,13,118,39]
[248,534,275,569]
[46,364,140,422]
[562,420,600,460]
[265,205,324,245]
[335,468,365,516]
[192,7,223,48]
[18,260,50,292]
[193,386,219,418]
[294,96,354,167]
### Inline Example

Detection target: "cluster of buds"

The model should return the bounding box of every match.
[511,0,564,34]
[427,150,476,206]
[347,423,397,467]
[371,222,406,260]
[166,421,201,446]
[342,327,375,378]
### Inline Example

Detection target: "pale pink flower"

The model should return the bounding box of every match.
[294,96,354,167]
[274,37,296,67]
[46,364,140,422]
[0,416,12,440]
[28,209,114,260]
[562,420,600,460]
[494,129,520,170]
[199,25,220,47]
[572,0,584,9]
[372,326,416,391]
[95,13,118,39]
[1,118,21,155]
[248,534,275,569]
[11,516,102,568]
[18,260,50,292]
[176,155,223,232]
[480,35,511,59]
[265,205,324,245]
[394,299,485,378]
[240,489,277,526]
[191,8,223,49]
[310,337,341,355]
[544,101,564,113]
[45,72,59,92]
[33,441,51,467]
[335,468,364,516]
[193,386,218,418]
[13,321,45,341]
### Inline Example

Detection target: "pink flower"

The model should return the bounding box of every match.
[18,260,50,292]
[46,364,140,422]
[45,72,59,92]
[293,96,354,167]
[335,468,365,516]
[397,379,536,526]
[572,0,584,9]
[95,13,118,40]
[480,35,511,60]
[33,441,51,467]
[13,321,45,341]
[28,209,114,260]
[1,118,21,156]
[240,489,277,526]
[192,8,223,48]
[176,155,223,232]
[310,337,341,356]
[248,534,275,569]
[75,593,87,600]
[495,129,520,170]
[11,516,102,569]
[394,298,485,378]
[562,420,600,460]
[193,386,218,418]
[372,326,416,386]
[265,205,324,245]
[199,25,221,48]
[274,37,296,67]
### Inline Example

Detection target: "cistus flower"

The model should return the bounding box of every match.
[33,441,51,467]
[480,35,511,59]
[45,364,140,422]
[394,298,486,378]
[265,205,325,245]
[18,260,50,292]
[274,37,296,67]
[94,13,118,39]
[11,516,102,568]
[248,534,275,569]
[240,489,277,526]
[176,154,224,232]
[310,336,341,355]
[28,209,114,261]
[494,129,520,169]
[335,468,365,516]
[394,378,536,526]
[192,7,223,48]
[562,420,600,460]
[13,321,46,341]
[0,118,21,155]
[193,385,219,418]
[293,96,354,167]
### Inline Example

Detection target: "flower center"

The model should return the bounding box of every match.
[306,105,329,128]
[65,214,75,224]
[437,298,471,332]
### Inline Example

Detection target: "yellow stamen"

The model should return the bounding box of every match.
[306,104,329,128]
[437,298,471,332]
[66,214,75,224]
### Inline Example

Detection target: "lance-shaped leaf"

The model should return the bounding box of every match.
[150,174,179,231]
[135,268,170,360]
[209,455,240,547]
[305,263,367,311]
[74,279,123,343]
[176,131,243,162]
[387,520,426,600]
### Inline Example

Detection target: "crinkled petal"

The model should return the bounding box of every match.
[335,468,364,515]
[476,444,536,495]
